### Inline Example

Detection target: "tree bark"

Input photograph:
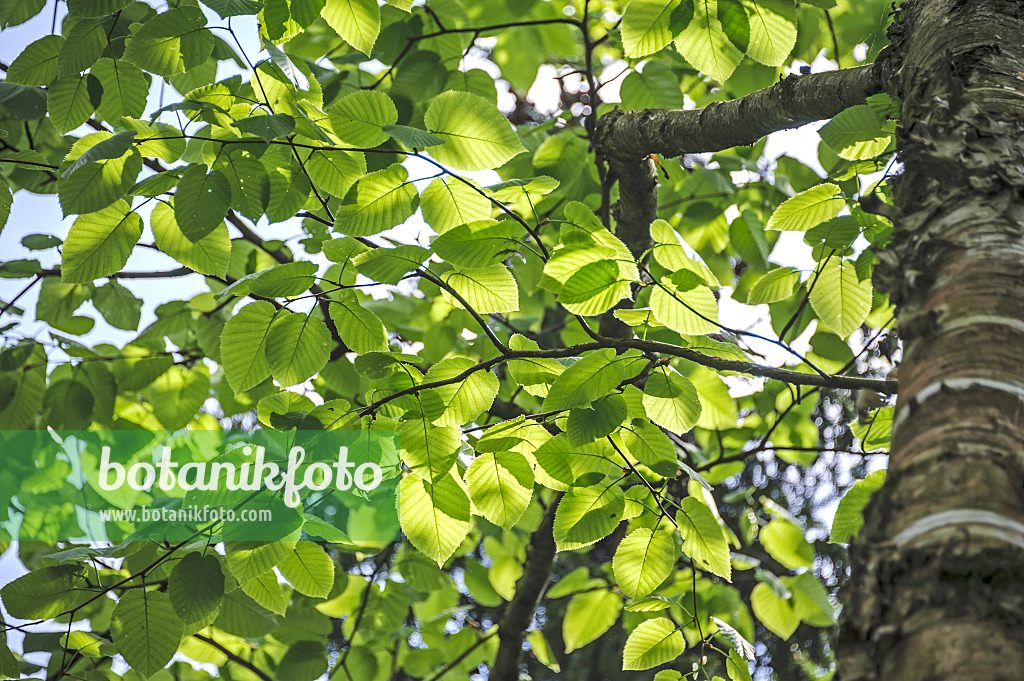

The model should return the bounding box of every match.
[489,495,560,681]
[838,1,1024,679]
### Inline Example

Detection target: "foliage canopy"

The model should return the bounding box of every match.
[0,0,899,678]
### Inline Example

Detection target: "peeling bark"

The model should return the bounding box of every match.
[593,65,886,251]
[839,1,1024,679]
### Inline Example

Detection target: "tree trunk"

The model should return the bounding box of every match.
[838,0,1024,679]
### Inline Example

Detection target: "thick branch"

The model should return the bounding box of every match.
[595,65,883,162]
[490,496,560,681]
[594,64,886,253]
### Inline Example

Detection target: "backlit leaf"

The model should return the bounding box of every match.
[622,617,686,670]
[676,496,731,580]
[399,471,471,566]
[425,91,526,171]
[61,201,142,283]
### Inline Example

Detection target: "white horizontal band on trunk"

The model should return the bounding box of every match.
[941,315,1024,335]
[893,377,1024,431]
[892,509,1024,550]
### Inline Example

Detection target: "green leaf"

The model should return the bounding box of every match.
[622,617,686,670]
[440,264,519,314]
[266,311,332,386]
[399,417,461,481]
[619,61,682,110]
[425,91,526,171]
[651,220,719,284]
[674,0,743,83]
[423,356,500,426]
[203,0,265,18]
[93,278,141,327]
[123,6,214,77]
[676,496,731,580]
[59,17,107,75]
[729,647,753,675]
[61,201,142,283]
[0,565,88,619]
[329,290,388,353]
[233,112,296,140]
[43,378,94,428]
[22,233,61,250]
[62,130,136,178]
[786,572,836,626]
[399,471,471,566]
[110,591,184,678]
[554,484,625,551]
[0,178,10,232]
[766,183,844,231]
[819,104,891,160]
[148,365,210,429]
[279,543,335,598]
[622,0,680,57]
[804,215,861,250]
[220,300,278,392]
[543,348,628,412]
[650,281,719,335]
[747,267,799,304]
[352,244,429,284]
[217,147,271,221]
[526,629,560,673]
[91,58,149,122]
[47,73,101,133]
[431,220,518,268]
[760,519,814,570]
[718,0,749,53]
[168,552,225,624]
[0,631,18,678]
[247,261,317,297]
[465,451,534,530]
[562,589,621,653]
[328,90,397,147]
[622,418,677,475]
[3,0,44,26]
[750,582,799,639]
[67,0,130,16]
[120,118,185,163]
[654,672,685,681]
[642,367,702,434]
[809,259,872,338]
[240,570,289,615]
[381,124,444,148]
[559,259,632,317]
[741,0,797,67]
[565,394,627,446]
[224,541,296,584]
[151,199,231,277]
[333,164,418,236]
[506,334,564,397]
[830,469,884,543]
[0,82,47,119]
[613,527,676,600]
[6,34,63,85]
[174,165,231,242]
[421,178,492,235]
[57,142,141,216]
[321,0,380,54]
